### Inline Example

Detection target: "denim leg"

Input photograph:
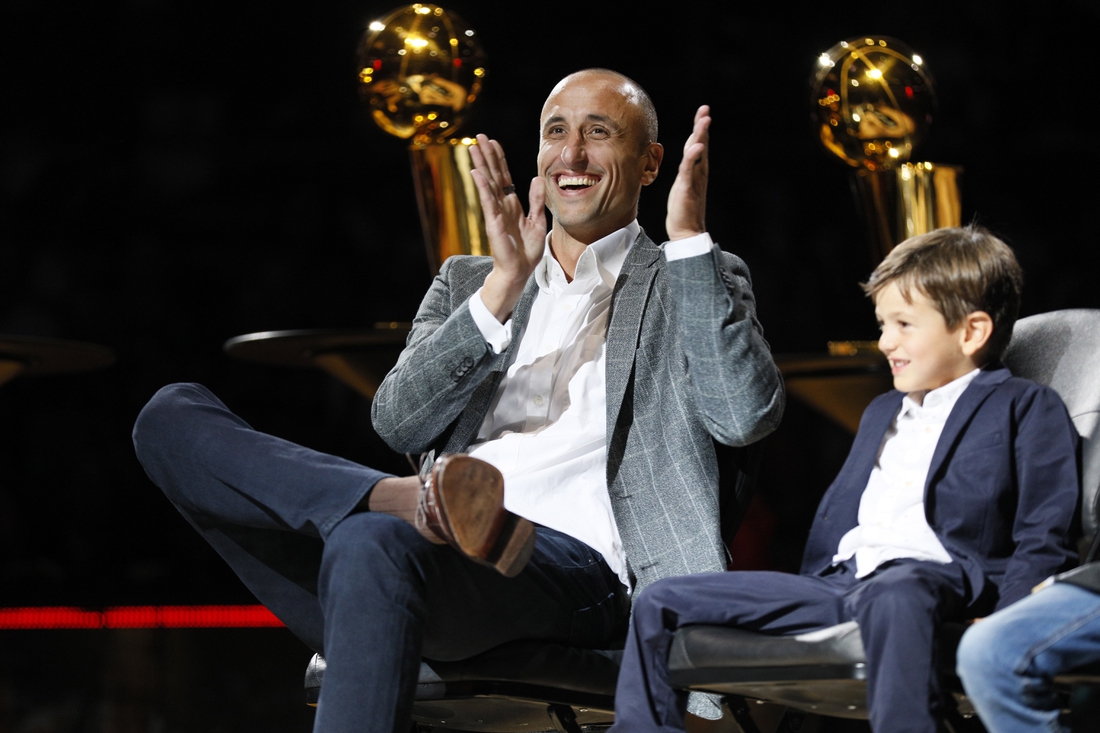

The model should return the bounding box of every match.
[133,383,384,538]
[132,382,390,649]
[420,522,628,660]
[957,583,1100,733]
[609,570,851,733]
[133,383,627,733]
[844,560,968,733]
[316,514,626,733]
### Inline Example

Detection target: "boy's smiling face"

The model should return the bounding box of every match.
[874,280,982,398]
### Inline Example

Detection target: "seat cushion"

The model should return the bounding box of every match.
[670,621,865,672]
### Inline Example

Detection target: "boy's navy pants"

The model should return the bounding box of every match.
[609,559,970,733]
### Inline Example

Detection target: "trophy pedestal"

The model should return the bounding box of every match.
[410,141,489,274]
[0,335,116,388]
[776,352,891,434]
[854,163,962,262]
[223,324,411,400]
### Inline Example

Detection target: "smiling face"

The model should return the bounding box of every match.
[537,72,662,245]
[874,280,979,397]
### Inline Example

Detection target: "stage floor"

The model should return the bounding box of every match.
[0,627,316,732]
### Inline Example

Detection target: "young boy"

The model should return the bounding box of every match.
[609,225,1080,733]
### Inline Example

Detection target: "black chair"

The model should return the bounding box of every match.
[304,442,761,733]
[667,309,1100,731]
[305,643,620,732]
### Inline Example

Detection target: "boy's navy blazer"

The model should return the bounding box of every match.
[800,364,1079,613]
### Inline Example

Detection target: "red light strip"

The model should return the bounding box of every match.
[0,606,285,630]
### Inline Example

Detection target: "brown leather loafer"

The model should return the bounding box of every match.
[417,454,536,577]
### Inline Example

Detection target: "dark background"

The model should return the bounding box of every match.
[1,0,1098,726]
[4,0,1099,605]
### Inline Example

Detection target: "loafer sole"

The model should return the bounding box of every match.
[435,455,536,577]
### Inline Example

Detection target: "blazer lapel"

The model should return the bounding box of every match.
[501,275,540,368]
[605,233,662,430]
[444,273,540,453]
[925,365,1012,494]
[836,393,903,508]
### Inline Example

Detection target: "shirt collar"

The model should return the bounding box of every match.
[899,367,981,419]
[536,220,639,291]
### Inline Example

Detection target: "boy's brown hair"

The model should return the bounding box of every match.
[862,224,1024,363]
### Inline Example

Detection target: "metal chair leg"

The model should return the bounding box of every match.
[547,704,584,733]
[722,696,765,733]
[774,707,812,733]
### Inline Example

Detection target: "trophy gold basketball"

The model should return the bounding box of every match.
[811,37,961,263]
[222,5,492,397]
[357,3,489,273]
[777,37,962,433]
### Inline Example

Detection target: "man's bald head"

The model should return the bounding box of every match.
[544,69,658,148]
[535,68,665,245]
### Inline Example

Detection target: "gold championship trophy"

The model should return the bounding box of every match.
[779,38,963,432]
[222,5,489,395]
[811,37,961,263]
[357,3,489,273]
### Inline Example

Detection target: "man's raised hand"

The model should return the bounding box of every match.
[470,134,547,321]
[665,105,710,242]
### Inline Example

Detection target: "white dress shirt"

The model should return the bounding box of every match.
[465,222,716,587]
[833,368,981,578]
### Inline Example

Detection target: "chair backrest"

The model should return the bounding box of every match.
[1002,309,1100,552]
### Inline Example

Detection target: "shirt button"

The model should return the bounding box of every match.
[533,395,544,406]
[561,302,574,311]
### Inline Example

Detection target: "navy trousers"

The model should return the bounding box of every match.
[132,383,628,733]
[609,560,969,733]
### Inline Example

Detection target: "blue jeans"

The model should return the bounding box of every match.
[133,383,628,733]
[956,583,1100,733]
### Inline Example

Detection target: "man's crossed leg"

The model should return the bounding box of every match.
[133,383,628,733]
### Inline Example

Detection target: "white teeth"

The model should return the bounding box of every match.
[558,176,597,188]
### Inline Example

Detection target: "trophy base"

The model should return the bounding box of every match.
[410,140,490,274]
[853,162,962,263]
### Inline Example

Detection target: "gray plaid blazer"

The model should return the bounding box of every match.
[372,230,784,595]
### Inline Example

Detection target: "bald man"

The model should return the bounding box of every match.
[134,68,783,733]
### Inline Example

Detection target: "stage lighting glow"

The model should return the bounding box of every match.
[0,606,284,629]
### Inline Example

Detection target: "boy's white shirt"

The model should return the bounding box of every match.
[833,368,981,578]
